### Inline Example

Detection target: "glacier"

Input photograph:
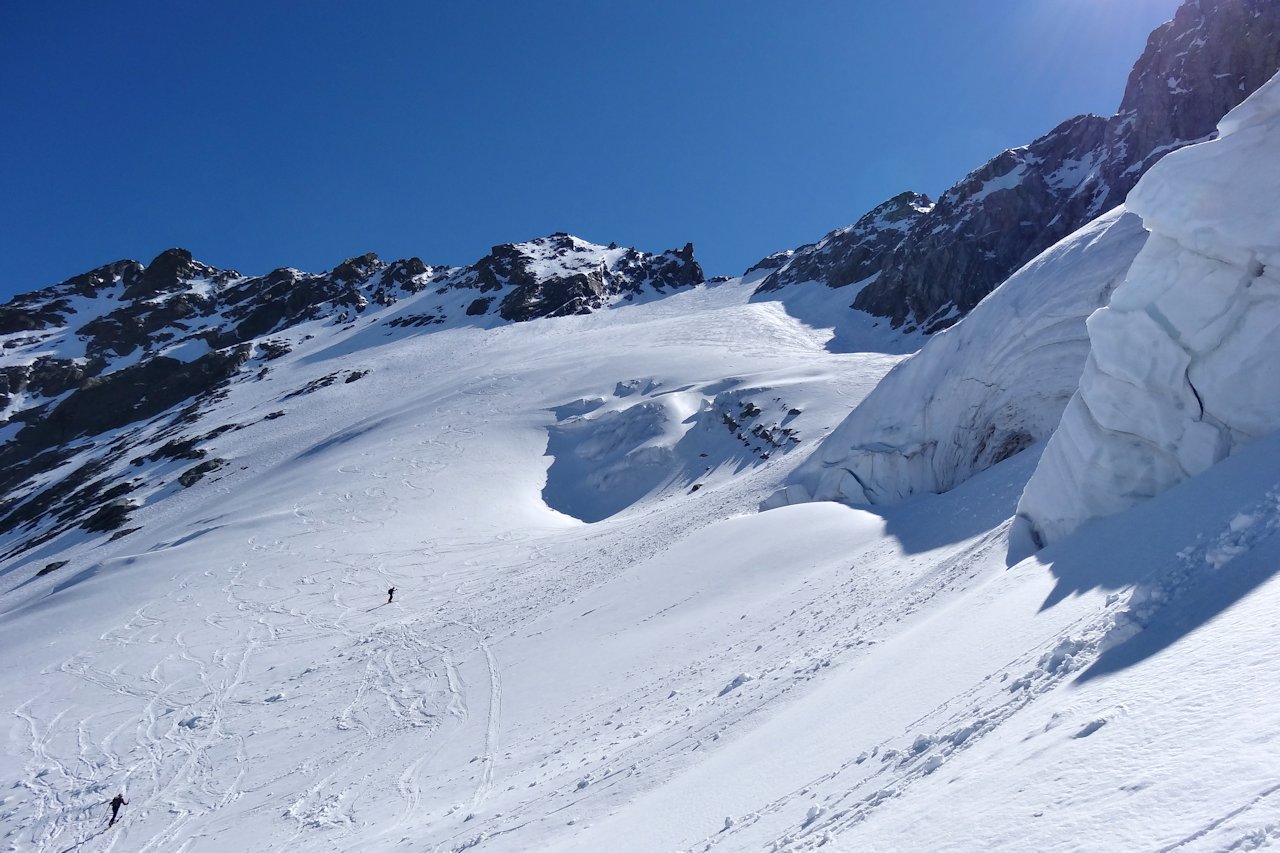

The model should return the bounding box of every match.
[765,206,1147,510]
[1018,71,1280,546]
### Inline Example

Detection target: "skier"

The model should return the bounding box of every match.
[387,586,396,604]
[108,792,128,827]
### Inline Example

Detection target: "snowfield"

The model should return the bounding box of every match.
[3,255,1280,852]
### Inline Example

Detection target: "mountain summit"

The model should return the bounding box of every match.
[753,0,1280,333]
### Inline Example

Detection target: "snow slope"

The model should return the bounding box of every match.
[767,205,1147,510]
[0,281,909,851]
[2,258,1279,853]
[1019,71,1280,545]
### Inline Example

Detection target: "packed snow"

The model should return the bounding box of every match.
[1019,71,1280,545]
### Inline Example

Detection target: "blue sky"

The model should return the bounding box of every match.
[1,0,1182,296]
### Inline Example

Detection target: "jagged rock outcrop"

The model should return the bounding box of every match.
[457,234,702,322]
[122,248,232,300]
[753,0,1280,333]
[1017,71,1280,546]
[753,193,934,294]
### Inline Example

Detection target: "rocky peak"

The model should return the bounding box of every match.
[62,259,145,298]
[329,252,385,284]
[123,248,230,300]
[457,234,704,322]
[743,250,794,280]
[0,229,710,558]
[752,191,933,294]
[869,191,936,227]
[757,0,1280,332]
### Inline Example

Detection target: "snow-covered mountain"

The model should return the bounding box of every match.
[5,230,1280,851]
[4,2,1280,852]
[753,0,1280,334]
[0,235,701,562]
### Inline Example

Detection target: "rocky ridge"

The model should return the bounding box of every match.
[754,0,1280,333]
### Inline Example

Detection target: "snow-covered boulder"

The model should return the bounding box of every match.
[1017,72,1280,546]
[766,206,1146,509]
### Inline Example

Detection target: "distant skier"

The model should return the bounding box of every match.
[387,586,396,604]
[107,793,128,826]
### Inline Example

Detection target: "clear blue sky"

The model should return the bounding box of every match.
[1,0,1182,296]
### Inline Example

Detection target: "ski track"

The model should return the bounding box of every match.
[3,394,1055,853]
[3,369,602,852]
[8,459,1019,853]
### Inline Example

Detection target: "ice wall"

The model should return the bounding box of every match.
[1017,72,1280,546]
[764,207,1147,510]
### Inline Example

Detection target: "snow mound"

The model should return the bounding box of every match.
[543,379,803,522]
[765,206,1146,510]
[1018,71,1280,545]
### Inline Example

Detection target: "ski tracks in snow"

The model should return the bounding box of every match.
[434,618,503,818]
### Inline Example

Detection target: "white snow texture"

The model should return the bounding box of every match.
[1018,72,1280,545]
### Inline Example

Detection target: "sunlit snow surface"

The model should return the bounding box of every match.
[2,272,1280,850]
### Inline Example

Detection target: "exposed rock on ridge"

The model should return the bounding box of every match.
[753,192,933,294]
[753,0,1280,333]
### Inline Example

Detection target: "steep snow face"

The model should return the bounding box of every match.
[1018,72,1280,546]
[766,206,1147,510]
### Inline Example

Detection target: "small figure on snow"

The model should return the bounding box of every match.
[387,586,396,604]
[108,792,128,826]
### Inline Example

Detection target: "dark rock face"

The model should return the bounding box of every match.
[64,260,145,298]
[178,458,224,487]
[7,347,251,458]
[81,499,135,532]
[1118,0,1280,169]
[755,0,1280,331]
[444,233,703,322]
[122,248,232,301]
[754,192,934,294]
[329,252,382,284]
[0,260,145,335]
[0,357,102,408]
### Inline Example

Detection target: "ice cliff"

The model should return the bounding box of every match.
[1017,71,1280,546]
[764,207,1147,510]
